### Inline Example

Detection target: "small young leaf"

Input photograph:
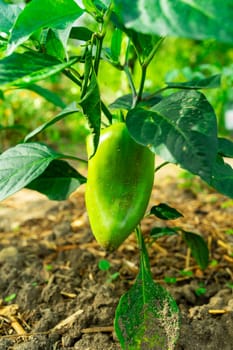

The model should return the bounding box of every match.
[26,159,86,200]
[24,102,80,142]
[0,142,63,201]
[150,203,183,220]
[115,234,180,349]
[182,231,209,270]
[150,226,179,240]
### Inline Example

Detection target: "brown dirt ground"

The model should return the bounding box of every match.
[0,164,233,350]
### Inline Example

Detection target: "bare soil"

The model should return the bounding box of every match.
[0,168,233,350]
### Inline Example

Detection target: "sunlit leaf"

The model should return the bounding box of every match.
[0,142,64,201]
[113,0,233,44]
[8,0,83,54]
[126,90,218,182]
[0,51,77,89]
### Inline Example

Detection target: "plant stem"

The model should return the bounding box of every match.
[101,101,112,124]
[123,64,137,108]
[136,37,165,104]
[60,154,88,163]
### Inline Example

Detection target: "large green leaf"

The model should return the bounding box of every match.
[7,0,83,54]
[115,234,179,349]
[0,51,77,89]
[126,90,218,182]
[27,159,86,200]
[113,0,233,44]
[0,0,22,34]
[0,142,64,201]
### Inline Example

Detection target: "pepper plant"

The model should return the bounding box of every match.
[1,1,233,349]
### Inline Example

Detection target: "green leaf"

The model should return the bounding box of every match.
[209,156,233,198]
[127,30,161,65]
[43,28,67,61]
[218,137,233,158]
[27,159,86,200]
[24,102,80,142]
[150,203,183,220]
[166,74,221,90]
[27,84,66,108]
[182,231,209,269]
[70,26,94,41]
[110,28,122,62]
[79,71,101,157]
[113,0,233,44]
[115,234,180,349]
[0,0,22,34]
[0,142,63,201]
[0,51,77,89]
[126,90,218,182]
[110,94,161,110]
[150,226,179,240]
[8,0,83,54]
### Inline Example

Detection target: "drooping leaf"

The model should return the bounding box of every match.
[182,231,209,269]
[0,51,77,89]
[150,203,183,220]
[115,233,180,349]
[24,102,80,142]
[0,142,64,201]
[0,0,22,34]
[166,74,221,90]
[27,84,66,108]
[27,159,86,200]
[113,0,233,44]
[218,137,233,158]
[126,90,218,182]
[8,0,83,54]
[150,226,179,240]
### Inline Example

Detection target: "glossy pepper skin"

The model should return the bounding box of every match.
[85,122,155,251]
